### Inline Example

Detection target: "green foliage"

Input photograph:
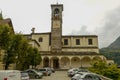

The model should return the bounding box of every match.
[103,64,120,80]
[15,35,30,70]
[27,47,41,69]
[100,48,120,65]
[12,34,42,70]
[0,24,13,50]
[0,24,41,70]
[89,61,120,80]
[0,24,14,69]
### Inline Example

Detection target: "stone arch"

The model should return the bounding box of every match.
[81,56,91,68]
[92,56,102,61]
[71,57,80,68]
[103,57,107,62]
[43,57,49,67]
[92,56,102,63]
[60,57,70,69]
[50,57,59,69]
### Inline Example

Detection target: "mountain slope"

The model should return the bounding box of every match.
[100,36,120,65]
[108,36,120,49]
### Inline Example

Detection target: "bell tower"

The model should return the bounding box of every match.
[51,4,63,53]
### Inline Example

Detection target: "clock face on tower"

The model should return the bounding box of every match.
[53,21,60,28]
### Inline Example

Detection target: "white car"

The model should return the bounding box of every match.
[38,68,52,76]
[71,72,102,80]
[0,70,21,80]
[21,71,30,80]
[67,68,79,77]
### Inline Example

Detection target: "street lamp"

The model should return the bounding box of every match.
[15,55,18,70]
[80,59,82,68]
[3,52,8,70]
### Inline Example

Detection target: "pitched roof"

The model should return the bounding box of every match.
[0,18,14,33]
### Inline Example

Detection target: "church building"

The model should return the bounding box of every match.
[25,3,107,69]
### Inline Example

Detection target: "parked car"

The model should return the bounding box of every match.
[44,67,55,73]
[38,68,52,76]
[25,69,43,79]
[76,69,89,74]
[21,71,30,80]
[50,67,55,73]
[71,72,102,80]
[0,70,21,80]
[67,68,79,77]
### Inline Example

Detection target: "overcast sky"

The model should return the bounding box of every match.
[0,0,120,48]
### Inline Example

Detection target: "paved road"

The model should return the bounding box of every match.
[30,71,112,80]
[30,71,70,80]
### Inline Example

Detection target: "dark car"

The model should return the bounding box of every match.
[25,69,43,79]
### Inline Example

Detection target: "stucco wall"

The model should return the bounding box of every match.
[32,33,51,51]
[62,36,98,47]
[31,34,99,53]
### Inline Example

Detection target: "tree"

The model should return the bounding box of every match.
[13,34,41,70]
[0,25,42,70]
[89,61,120,80]
[0,24,13,50]
[13,34,29,70]
[32,47,41,68]
[27,47,41,69]
[0,24,13,69]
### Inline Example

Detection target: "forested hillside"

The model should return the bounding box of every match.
[100,36,120,65]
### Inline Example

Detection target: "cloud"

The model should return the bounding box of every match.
[70,5,120,48]
[97,6,120,48]
[70,25,91,35]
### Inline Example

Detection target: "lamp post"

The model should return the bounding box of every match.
[80,59,82,68]
[15,56,18,70]
[3,52,8,70]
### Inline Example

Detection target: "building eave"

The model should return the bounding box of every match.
[0,18,15,33]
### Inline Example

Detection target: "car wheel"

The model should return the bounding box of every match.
[35,75,39,79]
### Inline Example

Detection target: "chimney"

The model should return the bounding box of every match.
[31,27,35,34]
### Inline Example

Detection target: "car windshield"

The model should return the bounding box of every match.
[21,72,28,77]
[39,69,46,71]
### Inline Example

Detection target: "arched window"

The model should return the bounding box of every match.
[54,8,59,14]
[38,37,43,42]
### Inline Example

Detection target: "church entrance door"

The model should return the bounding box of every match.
[43,57,49,67]
[53,58,59,69]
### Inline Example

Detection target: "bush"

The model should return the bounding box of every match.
[89,61,120,80]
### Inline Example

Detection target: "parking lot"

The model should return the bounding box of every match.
[30,71,70,80]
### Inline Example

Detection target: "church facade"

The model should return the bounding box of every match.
[25,4,107,69]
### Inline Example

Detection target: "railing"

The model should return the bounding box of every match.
[99,75,113,80]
